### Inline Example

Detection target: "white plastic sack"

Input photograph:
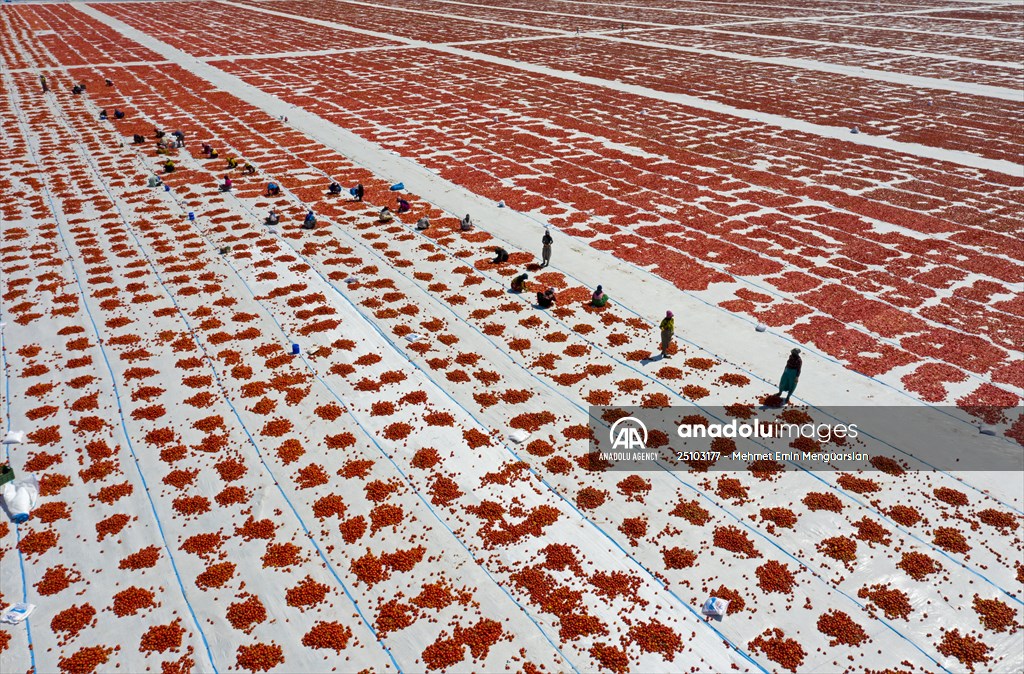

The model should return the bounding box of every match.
[508,429,531,444]
[0,603,35,624]
[3,475,39,524]
[3,430,25,444]
[701,596,730,618]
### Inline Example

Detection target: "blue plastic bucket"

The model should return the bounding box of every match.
[389,182,404,191]
[187,212,195,221]
[291,343,300,355]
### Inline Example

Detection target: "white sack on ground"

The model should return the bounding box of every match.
[3,474,39,523]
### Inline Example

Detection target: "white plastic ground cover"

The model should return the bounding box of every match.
[0,5,1015,671]
[0,67,750,674]
[77,0,1019,413]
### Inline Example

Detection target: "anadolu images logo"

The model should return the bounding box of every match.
[609,416,648,451]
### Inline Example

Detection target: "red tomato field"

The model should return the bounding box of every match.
[0,1,1020,672]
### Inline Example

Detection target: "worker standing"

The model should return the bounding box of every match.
[541,230,553,267]
[659,311,674,358]
[777,349,802,404]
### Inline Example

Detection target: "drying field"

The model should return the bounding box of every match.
[0,1,1020,673]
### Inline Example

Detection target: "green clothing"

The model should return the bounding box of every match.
[779,367,799,395]
[591,294,609,307]
[659,317,674,353]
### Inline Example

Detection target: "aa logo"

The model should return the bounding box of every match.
[609,416,648,451]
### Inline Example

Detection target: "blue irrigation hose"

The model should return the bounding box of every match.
[66,88,583,670]
[196,160,771,673]
[391,161,1024,516]
[187,108,1023,659]
[0,243,38,674]
[143,157,578,672]
[73,64,1019,667]
[12,81,225,673]
[310,193,1024,611]
[44,189,223,673]
[46,115,404,672]
[375,118,1021,441]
